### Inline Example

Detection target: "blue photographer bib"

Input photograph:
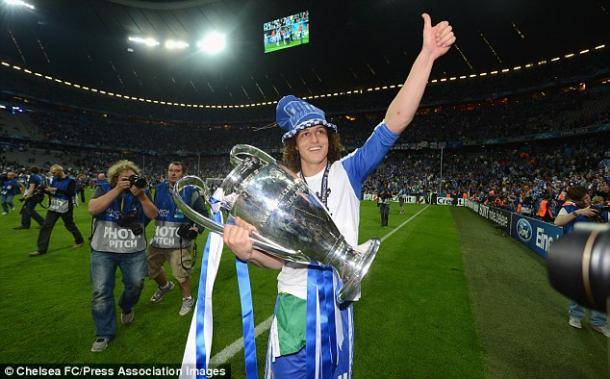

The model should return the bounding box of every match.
[48,176,73,213]
[90,182,148,253]
[151,182,197,249]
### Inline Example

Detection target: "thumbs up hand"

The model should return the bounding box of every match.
[421,13,456,60]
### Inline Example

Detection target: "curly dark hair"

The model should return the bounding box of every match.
[281,129,345,173]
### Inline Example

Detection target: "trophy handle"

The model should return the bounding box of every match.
[173,175,225,236]
[230,144,276,167]
[173,175,300,259]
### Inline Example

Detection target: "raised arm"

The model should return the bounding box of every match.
[88,186,122,216]
[342,14,456,191]
[385,13,456,133]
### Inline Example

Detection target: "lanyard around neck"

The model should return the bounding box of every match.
[300,163,331,208]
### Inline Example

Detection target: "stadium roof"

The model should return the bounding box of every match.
[0,0,609,106]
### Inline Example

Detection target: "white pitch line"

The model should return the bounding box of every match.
[380,205,429,242]
[209,204,430,365]
[209,315,273,366]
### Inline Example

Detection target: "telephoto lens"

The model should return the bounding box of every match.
[547,224,610,312]
[128,174,147,188]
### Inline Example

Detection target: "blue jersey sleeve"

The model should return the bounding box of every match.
[341,121,399,198]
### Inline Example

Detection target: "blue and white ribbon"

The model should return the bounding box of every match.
[226,214,259,379]
[306,264,339,379]
[236,257,259,378]
[180,209,224,379]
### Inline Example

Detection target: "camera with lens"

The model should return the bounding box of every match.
[177,223,198,241]
[117,211,144,236]
[547,224,610,312]
[128,174,147,189]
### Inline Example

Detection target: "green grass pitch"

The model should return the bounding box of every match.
[264,36,310,53]
[0,195,607,378]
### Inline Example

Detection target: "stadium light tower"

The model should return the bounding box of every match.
[3,0,35,10]
[197,32,226,55]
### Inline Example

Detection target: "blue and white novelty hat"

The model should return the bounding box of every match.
[276,95,337,143]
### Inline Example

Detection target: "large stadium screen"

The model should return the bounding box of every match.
[263,11,309,53]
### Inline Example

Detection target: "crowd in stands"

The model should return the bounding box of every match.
[366,135,610,221]
[3,130,609,227]
[1,82,608,159]
[27,111,280,155]
[2,75,610,224]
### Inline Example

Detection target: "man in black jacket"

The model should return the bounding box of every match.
[378,181,393,227]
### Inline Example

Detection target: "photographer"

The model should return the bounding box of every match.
[554,185,610,337]
[1,171,21,215]
[148,162,207,316]
[14,166,45,230]
[28,165,84,257]
[87,160,158,352]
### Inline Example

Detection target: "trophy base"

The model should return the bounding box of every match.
[337,238,381,303]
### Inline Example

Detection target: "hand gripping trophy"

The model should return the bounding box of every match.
[172,144,380,302]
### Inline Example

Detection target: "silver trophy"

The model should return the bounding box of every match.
[172,144,380,302]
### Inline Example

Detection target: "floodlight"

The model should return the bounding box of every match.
[197,32,226,55]
[4,0,35,10]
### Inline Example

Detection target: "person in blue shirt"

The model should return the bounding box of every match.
[87,160,158,352]
[223,12,456,379]
[14,166,45,229]
[1,171,22,215]
[148,161,208,316]
[554,186,610,337]
[28,165,84,257]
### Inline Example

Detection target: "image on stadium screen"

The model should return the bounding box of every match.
[263,10,309,53]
